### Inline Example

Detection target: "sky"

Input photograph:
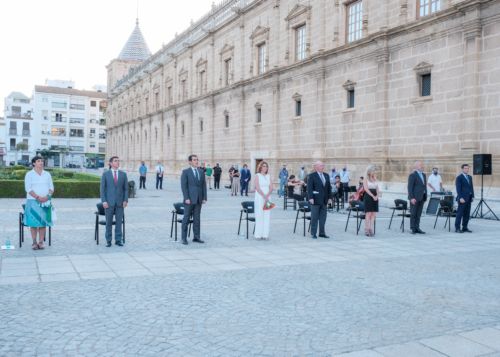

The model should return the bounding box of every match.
[0,0,213,103]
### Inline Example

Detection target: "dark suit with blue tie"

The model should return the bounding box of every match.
[455,173,474,231]
[100,169,128,244]
[307,171,332,237]
[408,170,427,232]
[181,167,207,243]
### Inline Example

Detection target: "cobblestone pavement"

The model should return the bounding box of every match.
[1,178,500,356]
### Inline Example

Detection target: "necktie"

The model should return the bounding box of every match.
[464,174,469,184]
[319,172,325,186]
[194,169,199,181]
[113,171,118,184]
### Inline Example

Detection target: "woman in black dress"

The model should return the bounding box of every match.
[363,165,381,237]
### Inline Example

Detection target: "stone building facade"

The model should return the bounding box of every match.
[106,0,500,192]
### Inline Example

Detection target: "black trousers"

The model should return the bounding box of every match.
[455,199,472,230]
[410,199,425,231]
[310,204,327,236]
[214,176,221,189]
[156,175,163,189]
[139,176,146,189]
[240,181,249,195]
[182,203,201,241]
[342,183,349,202]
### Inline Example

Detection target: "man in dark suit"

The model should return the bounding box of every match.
[100,156,128,247]
[407,160,427,234]
[240,164,251,196]
[180,154,207,245]
[455,163,474,233]
[307,161,332,239]
[213,163,222,190]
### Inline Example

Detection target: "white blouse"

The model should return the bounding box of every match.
[24,170,54,199]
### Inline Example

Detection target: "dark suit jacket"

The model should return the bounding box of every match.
[100,169,129,206]
[456,174,474,202]
[181,167,207,204]
[307,171,332,205]
[408,171,427,202]
[240,168,251,183]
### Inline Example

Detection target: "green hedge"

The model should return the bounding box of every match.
[0,180,100,198]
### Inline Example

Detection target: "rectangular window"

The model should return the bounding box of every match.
[347,1,363,43]
[42,110,48,120]
[295,100,302,116]
[90,142,96,148]
[9,121,17,135]
[89,128,96,138]
[224,58,232,85]
[419,0,440,17]
[52,112,67,122]
[167,86,173,105]
[69,128,84,137]
[256,107,262,123]
[257,43,267,74]
[225,114,229,128]
[98,143,106,153]
[10,138,16,150]
[199,70,206,95]
[155,92,159,110]
[22,122,30,136]
[11,106,21,115]
[295,25,307,61]
[90,101,96,107]
[420,73,431,96]
[347,89,355,108]
[200,120,204,132]
[70,146,84,152]
[181,80,187,101]
[41,139,48,145]
[51,101,67,109]
[70,103,85,110]
[69,117,85,124]
[51,127,66,136]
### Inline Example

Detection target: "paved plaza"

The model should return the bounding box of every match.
[1,177,500,356]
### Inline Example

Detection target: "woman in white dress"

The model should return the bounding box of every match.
[254,161,273,240]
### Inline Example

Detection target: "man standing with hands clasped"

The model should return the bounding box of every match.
[408,160,427,235]
[455,164,474,233]
[100,156,128,247]
[307,161,332,239]
[180,154,207,245]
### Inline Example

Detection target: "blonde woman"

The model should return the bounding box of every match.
[363,165,381,237]
[254,161,273,240]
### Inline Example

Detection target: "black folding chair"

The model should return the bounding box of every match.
[388,199,411,232]
[434,198,456,232]
[283,186,296,210]
[19,204,52,248]
[170,202,193,241]
[94,203,125,245]
[238,201,255,239]
[294,201,312,236]
[345,200,373,235]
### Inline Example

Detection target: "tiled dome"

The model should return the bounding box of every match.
[118,19,152,61]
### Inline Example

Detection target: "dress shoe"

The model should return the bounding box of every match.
[181,239,188,245]
[115,241,123,246]
[106,242,112,247]
[193,238,205,243]
[319,234,330,238]
[462,228,472,233]
[455,229,463,233]
[311,235,318,239]
[416,229,426,234]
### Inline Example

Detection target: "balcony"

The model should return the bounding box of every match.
[99,134,106,139]
[9,129,17,135]
[22,130,30,136]
[9,113,32,119]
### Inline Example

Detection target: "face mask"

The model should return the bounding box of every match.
[433,170,438,175]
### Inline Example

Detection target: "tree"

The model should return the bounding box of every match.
[15,142,29,164]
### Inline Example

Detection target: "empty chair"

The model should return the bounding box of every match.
[283,185,296,210]
[170,202,193,241]
[94,203,125,245]
[294,201,312,236]
[238,201,255,239]
[19,204,52,248]
[434,198,456,232]
[388,199,411,232]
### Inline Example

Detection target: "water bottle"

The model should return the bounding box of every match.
[5,239,11,249]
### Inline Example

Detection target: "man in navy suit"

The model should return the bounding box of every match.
[100,156,128,247]
[307,161,332,239]
[180,154,207,245]
[240,164,251,196]
[407,160,427,234]
[455,163,474,233]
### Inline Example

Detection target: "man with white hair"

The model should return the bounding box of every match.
[408,160,427,234]
[307,161,333,239]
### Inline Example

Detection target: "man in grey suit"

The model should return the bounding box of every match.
[407,160,427,235]
[180,154,207,245]
[100,156,128,247]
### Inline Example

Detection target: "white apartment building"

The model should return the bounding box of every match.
[0,116,6,166]
[3,92,37,165]
[33,81,107,167]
